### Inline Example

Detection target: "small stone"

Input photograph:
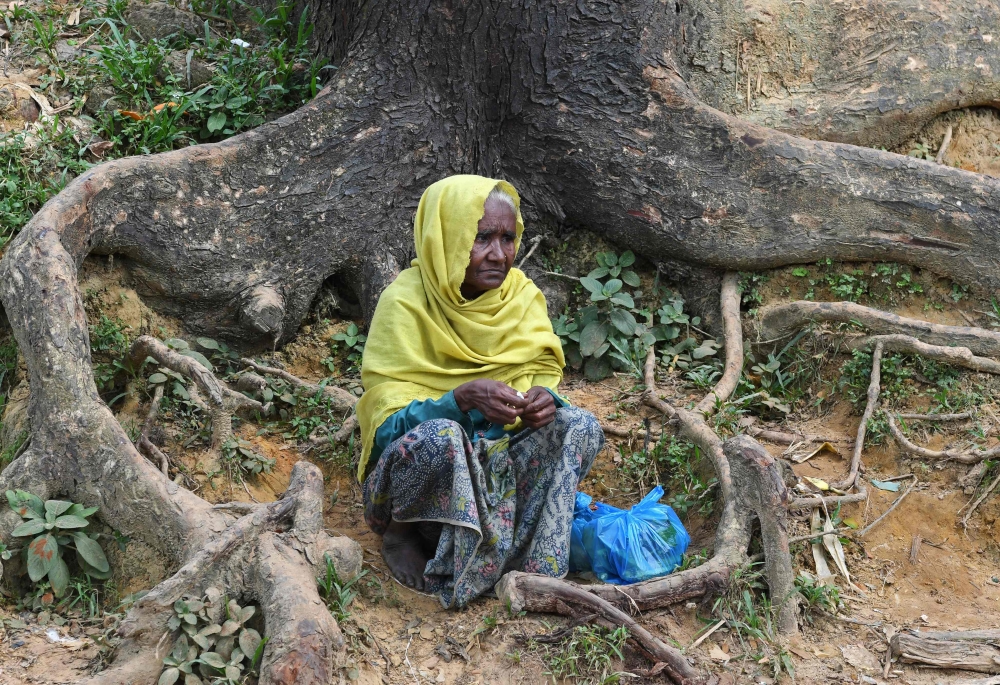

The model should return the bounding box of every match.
[421,656,438,669]
[54,39,80,63]
[419,626,433,640]
[160,50,214,89]
[389,654,401,667]
[18,97,40,123]
[126,1,204,41]
[84,86,120,116]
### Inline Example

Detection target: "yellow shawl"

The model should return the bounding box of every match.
[355,175,565,481]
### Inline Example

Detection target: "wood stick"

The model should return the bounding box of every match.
[961,469,1000,529]
[496,572,701,685]
[909,535,922,564]
[898,411,972,421]
[516,235,542,268]
[689,619,726,649]
[935,124,953,164]
[858,478,916,537]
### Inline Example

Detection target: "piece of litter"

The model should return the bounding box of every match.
[231,38,251,48]
[792,441,841,464]
[871,479,900,492]
[803,476,830,491]
[708,644,730,662]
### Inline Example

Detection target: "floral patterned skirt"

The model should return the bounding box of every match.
[363,406,604,608]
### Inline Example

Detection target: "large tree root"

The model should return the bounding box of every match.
[761,302,1000,358]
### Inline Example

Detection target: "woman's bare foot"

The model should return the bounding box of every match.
[382,519,429,590]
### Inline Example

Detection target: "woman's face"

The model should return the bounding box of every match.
[460,196,517,299]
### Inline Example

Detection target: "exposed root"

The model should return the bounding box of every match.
[695,272,742,415]
[761,301,1000,357]
[847,334,1000,375]
[835,340,883,490]
[748,427,835,445]
[789,486,869,511]
[887,413,999,465]
[83,462,360,685]
[240,357,357,411]
[496,572,702,685]
[898,412,973,421]
[137,383,169,477]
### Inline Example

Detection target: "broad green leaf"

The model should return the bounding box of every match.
[180,350,214,372]
[594,341,610,358]
[238,605,255,623]
[621,269,641,287]
[608,309,638,336]
[199,624,221,637]
[27,534,57,582]
[8,490,44,518]
[173,382,190,400]
[692,343,717,360]
[192,633,211,650]
[610,292,635,308]
[586,267,609,279]
[72,532,109,572]
[596,252,608,268]
[578,276,603,295]
[54,515,90,529]
[215,636,235,660]
[49,554,69,597]
[238,628,261,659]
[578,321,608,357]
[200,652,226,669]
[602,279,623,296]
[584,355,612,381]
[604,252,618,267]
[618,250,636,267]
[184,673,203,685]
[165,338,190,350]
[225,665,242,681]
[196,337,220,350]
[207,111,227,133]
[220,619,240,636]
[158,667,180,685]
[12,519,47,537]
[184,613,198,625]
[148,373,168,384]
[45,500,73,517]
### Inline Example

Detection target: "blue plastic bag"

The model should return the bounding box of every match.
[570,485,690,585]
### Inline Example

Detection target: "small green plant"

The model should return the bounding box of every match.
[332,323,366,370]
[318,555,367,623]
[795,572,841,623]
[908,141,934,160]
[530,623,629,684]
[221,438,275,478]
[6,490,109,597]
[160,594,264,685]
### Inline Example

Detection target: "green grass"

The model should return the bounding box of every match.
[529,624,629,685]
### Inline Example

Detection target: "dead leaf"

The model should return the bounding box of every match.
[810,509,835,583]
[152,101,179,112]
[708,644,730,662]
[787,635,812,660]
[812,643,839,658]
[419,626,433,640]
[803,476,830,491]
[66,7,80,25]
[841,644,880,672]
[119,110,144,121]
[792,441,841,464]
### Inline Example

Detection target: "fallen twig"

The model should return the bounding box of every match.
[935,124,953,164]
[858,477,916,537]
[961,469,1000,530]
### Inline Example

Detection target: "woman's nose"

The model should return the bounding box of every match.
[486,237,505,261]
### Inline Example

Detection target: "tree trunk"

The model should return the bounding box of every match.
[4,0,1000,682]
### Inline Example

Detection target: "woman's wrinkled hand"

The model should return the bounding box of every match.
[520,386,556,428]
[454,379,528,425]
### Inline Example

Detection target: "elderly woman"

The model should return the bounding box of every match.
[357,175,604,608]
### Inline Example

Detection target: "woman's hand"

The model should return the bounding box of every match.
[520,386,557,429]
[453,379,528,425]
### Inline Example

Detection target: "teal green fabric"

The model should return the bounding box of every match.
[373,389,569,460]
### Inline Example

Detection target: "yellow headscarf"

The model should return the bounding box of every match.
[355,175,565,481]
